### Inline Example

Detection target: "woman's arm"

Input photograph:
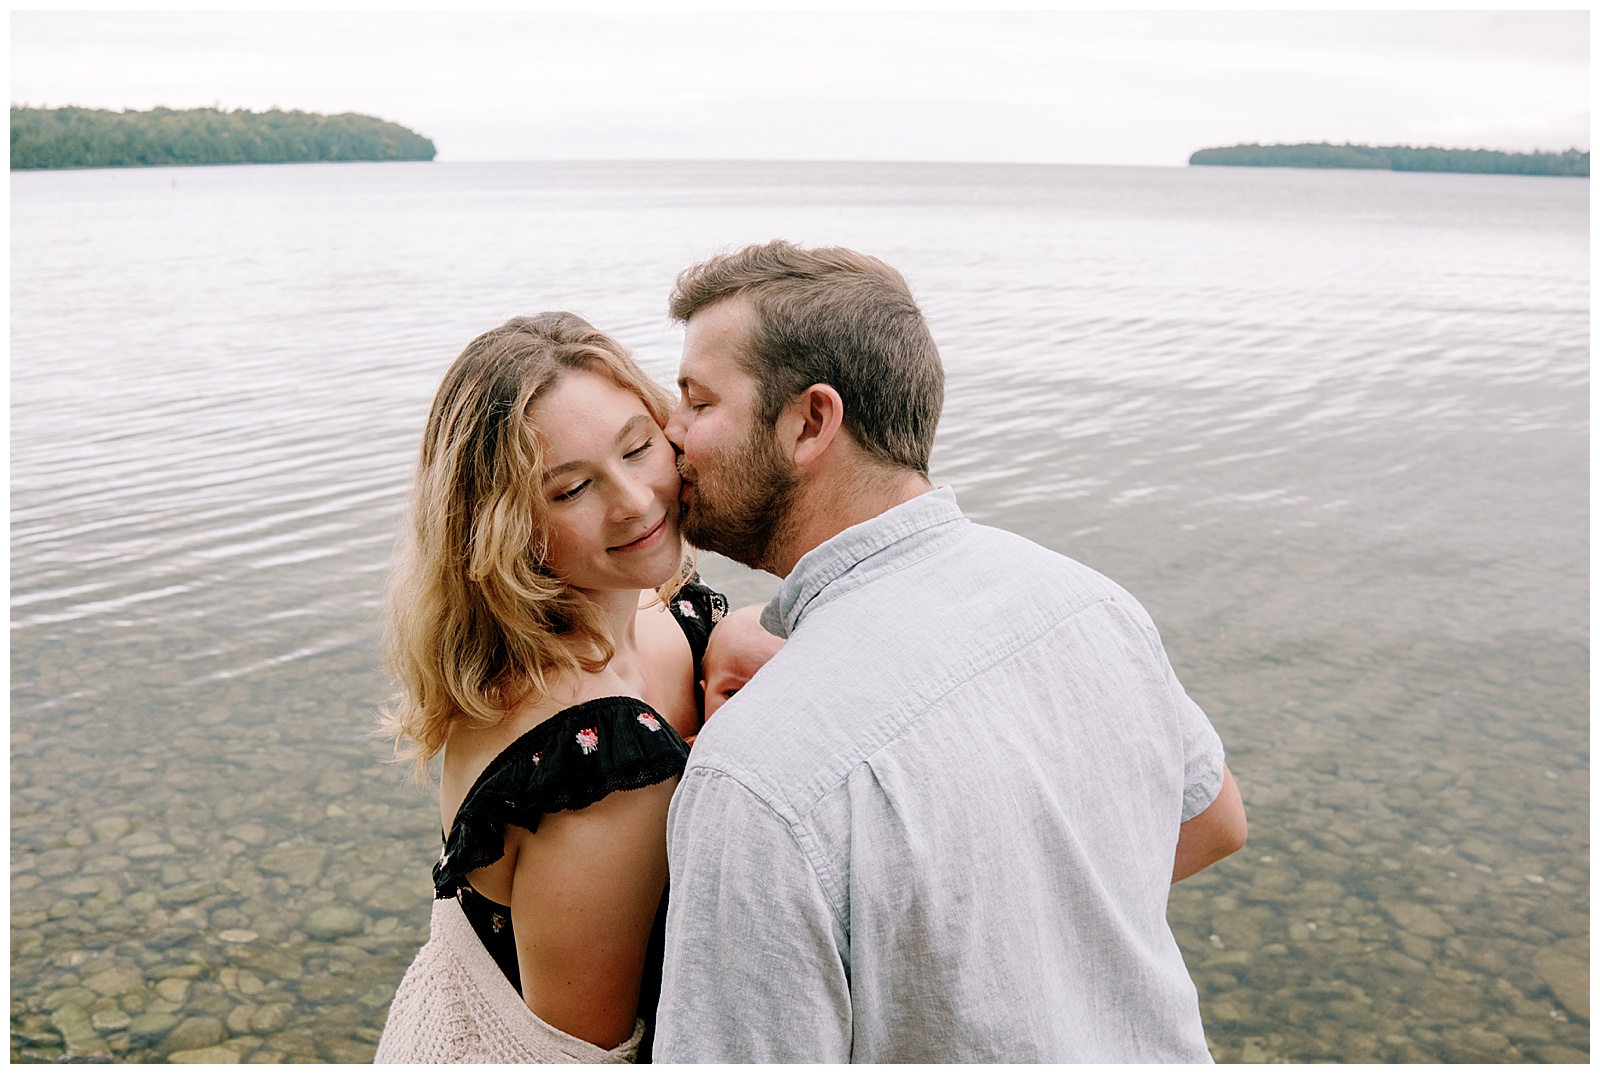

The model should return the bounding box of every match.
[1172,765,1246,882]
[506,778,677,1048]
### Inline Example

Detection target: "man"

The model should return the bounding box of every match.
[655,240,1246,1062]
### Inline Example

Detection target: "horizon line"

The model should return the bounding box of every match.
[13,157,1595,175]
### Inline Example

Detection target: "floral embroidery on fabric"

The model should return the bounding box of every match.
[678,599,698,619]
[490,911,508,934]
[637,713,661,732]
[433,694,697,904]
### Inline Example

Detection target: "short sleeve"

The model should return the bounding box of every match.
[1130,603,1226,823]
[434,697,688,897]
[1176,693,1225,821]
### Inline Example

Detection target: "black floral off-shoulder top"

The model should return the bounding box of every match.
[432,576,726,1062]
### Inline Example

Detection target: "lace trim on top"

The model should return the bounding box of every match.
[669,575,728,680]
[434,697,689,898]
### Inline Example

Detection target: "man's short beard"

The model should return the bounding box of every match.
[677,422,799,572]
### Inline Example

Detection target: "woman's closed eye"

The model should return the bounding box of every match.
[552,479,589,502]
[551,440,653,501]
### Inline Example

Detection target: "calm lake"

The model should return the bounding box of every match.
[11,160,1589,1063]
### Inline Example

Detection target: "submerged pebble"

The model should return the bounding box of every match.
[127,1010,181,1039]
[49,1003,110,1061]
[168,1043,243,1063]
[161,1014,224,1054]
[1533,948,1589,1020]
[304,906,366,941]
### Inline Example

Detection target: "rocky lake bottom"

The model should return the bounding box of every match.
[10,586,1588,1063]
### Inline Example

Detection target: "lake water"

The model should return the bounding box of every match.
[11,160,1588,1063]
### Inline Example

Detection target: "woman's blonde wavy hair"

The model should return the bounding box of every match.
[379,312,686,778]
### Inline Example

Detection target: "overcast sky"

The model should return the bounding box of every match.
[10,10,1590,166]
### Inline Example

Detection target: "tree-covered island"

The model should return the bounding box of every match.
[1189,142,1588,178]
[10,106,436,170]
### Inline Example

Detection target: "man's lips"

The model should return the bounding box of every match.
[609,516,668,553]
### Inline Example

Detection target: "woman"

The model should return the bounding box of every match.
[375,313,725,1063]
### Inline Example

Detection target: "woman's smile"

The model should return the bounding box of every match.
[610,514,668,554]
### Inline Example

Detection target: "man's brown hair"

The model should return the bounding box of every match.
[669,240,944,475]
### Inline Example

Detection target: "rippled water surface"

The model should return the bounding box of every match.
[12,161,1588,1062]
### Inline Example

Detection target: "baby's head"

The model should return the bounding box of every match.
[702,605,785,721]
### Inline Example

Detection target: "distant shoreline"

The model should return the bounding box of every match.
[1190,142,1588,177]
[10,106,436,171]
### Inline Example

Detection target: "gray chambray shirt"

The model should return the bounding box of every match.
[656,487,1224,1062]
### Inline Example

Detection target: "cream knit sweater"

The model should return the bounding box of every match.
[375,897,643,1064]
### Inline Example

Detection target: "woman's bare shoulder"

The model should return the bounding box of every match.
[634,598,696,736]
[438,691,575,831]
[635,597,689,654]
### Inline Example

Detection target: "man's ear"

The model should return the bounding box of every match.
[776,384,845,469]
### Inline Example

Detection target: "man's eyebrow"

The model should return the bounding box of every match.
[541,414,653,482]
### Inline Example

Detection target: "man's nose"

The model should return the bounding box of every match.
[664,401,688,447]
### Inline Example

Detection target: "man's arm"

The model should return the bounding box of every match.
[1172,765,1246,882]
[655,766,852,1062]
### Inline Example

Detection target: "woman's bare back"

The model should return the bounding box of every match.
[435,597,697,1048]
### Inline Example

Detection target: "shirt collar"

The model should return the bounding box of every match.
[760,486,966,639]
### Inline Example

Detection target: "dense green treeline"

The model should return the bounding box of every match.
[10,106,436,170]
[1189,142,1588,177]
